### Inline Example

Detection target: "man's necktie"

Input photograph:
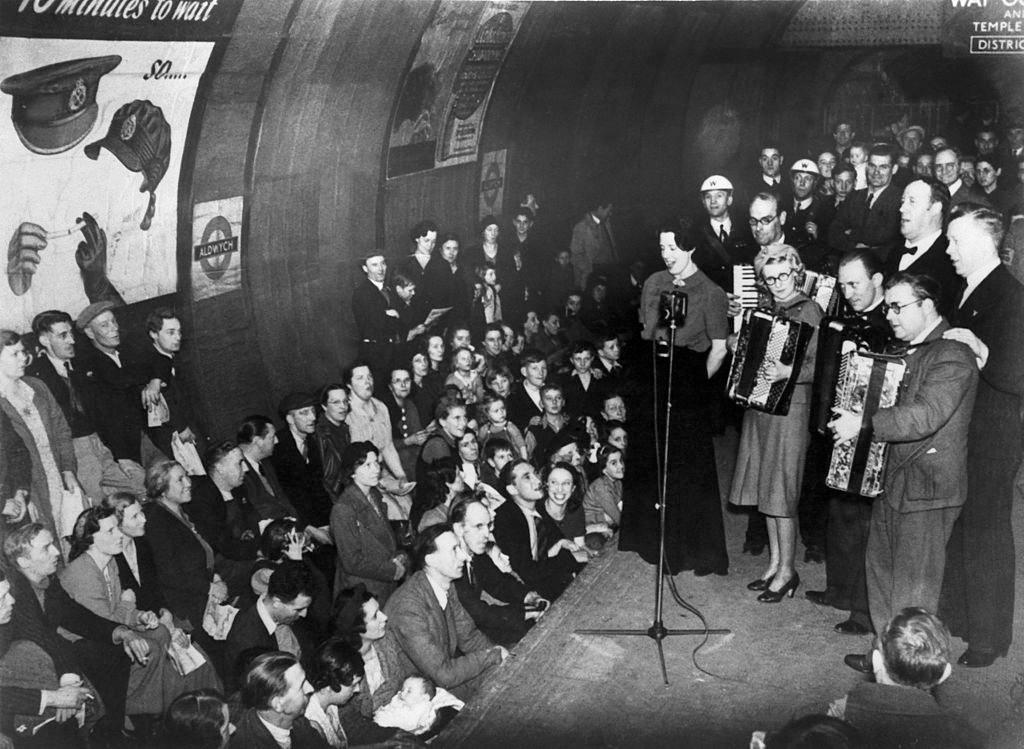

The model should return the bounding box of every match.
[867,192,877,209]
[275,623,301,657]
[719,226,728,244]
[65,362,84,415]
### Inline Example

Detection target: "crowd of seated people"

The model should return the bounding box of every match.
[0,114,1022,747]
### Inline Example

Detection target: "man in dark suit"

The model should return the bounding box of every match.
[5,524,150,740]
[137,308,201,460]
[686,174,757,291]
[940,205,1024,668]
[237,414,300,522]
[783,159,837,271]
[351,252,402,381]
[28,309,145,502]
[492,461,580,601]
[229,651,328,749]
[831,273,978,673]
[450,498,546,646]
[384,524,507,701]
[188,440,262,597]
[74,301,152,468]
[828,145,904,263]
[806,250,892,635]
[745,144,791,208]
[225,562,315,691]
[886,178,962,317]
[269,393,332,541]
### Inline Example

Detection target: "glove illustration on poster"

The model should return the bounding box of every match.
[0,36,214,331]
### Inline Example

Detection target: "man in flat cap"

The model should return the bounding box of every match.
[269,392,333,555]
[73,301,158,473]
[897,124,925,159]
[686,174,756,292]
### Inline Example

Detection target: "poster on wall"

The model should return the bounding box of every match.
[191,196,242,301]
[0,1,241,330]
[0,37,212,329]
[478,148,506,220]
[387,0,529,178]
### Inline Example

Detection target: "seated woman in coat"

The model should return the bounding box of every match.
[330,442,408,605]
[59,506,221,727]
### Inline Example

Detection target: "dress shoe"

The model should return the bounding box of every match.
[803,546,825,564]
[843,653,872,674]
[957,648,1006,668]
[805,589,837,608]
[747,575,774,591]
[834,619,871,636]
[757,573,800,603]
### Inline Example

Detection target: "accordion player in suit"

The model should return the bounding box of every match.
[728,244,822,603]
[829,272,978,671]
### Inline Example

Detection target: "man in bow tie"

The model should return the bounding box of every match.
[886,177,961,317]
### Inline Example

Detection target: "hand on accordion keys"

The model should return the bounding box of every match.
[757,358,793,384]
[827,408,861,444]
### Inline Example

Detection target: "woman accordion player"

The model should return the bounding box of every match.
[729,244,822,602]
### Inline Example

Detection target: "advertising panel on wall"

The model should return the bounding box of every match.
[386,0,529,178]
[0,0,241,330]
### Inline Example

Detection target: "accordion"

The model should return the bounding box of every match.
[732,264,761,334]
[802,270,841,316]
[726,309,816,415]
[825,351,906,497]
[811,316,892,435]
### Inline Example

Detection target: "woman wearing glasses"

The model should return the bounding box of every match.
[729,244,822,603]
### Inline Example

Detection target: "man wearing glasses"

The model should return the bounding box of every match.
[828,144,903,263]
[933,148,984,211]
[829,272,978,674]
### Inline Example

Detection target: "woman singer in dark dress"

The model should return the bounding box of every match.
[618,223,730,575]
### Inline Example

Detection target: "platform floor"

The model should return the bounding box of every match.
[438,439,1024,748]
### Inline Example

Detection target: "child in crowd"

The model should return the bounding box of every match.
[485,366,513,400]
[373,674,463,734]
[477,393,530,460]
[827,608,982,748]
[477,438,515,506]
[446,346,485,405]
[472,261,503,325]
[847,141,869,189]
[584,445,624,529]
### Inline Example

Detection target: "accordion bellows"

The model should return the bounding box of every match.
[825,351,906,497]
[726,309,815,415]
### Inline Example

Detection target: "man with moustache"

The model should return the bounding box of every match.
[805,250,891,635]
[939,205,1024,668]
[28,309,145,502]
[886,178,961,317]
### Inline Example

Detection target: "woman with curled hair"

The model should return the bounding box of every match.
[162,689,232,749]
[0,329,83,549]
[729,244,822,603]
[143,460,229,654]
[304,638,365,747]
[59,505,221,721]
[410,343,446,425]
[333,585,404,720]
[412,457,464,533]
[330,443,406,604]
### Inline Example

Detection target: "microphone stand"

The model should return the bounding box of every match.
[576,304,730,685]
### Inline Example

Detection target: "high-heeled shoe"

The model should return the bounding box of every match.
[757,573,800,603]
[747,575,775,591]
